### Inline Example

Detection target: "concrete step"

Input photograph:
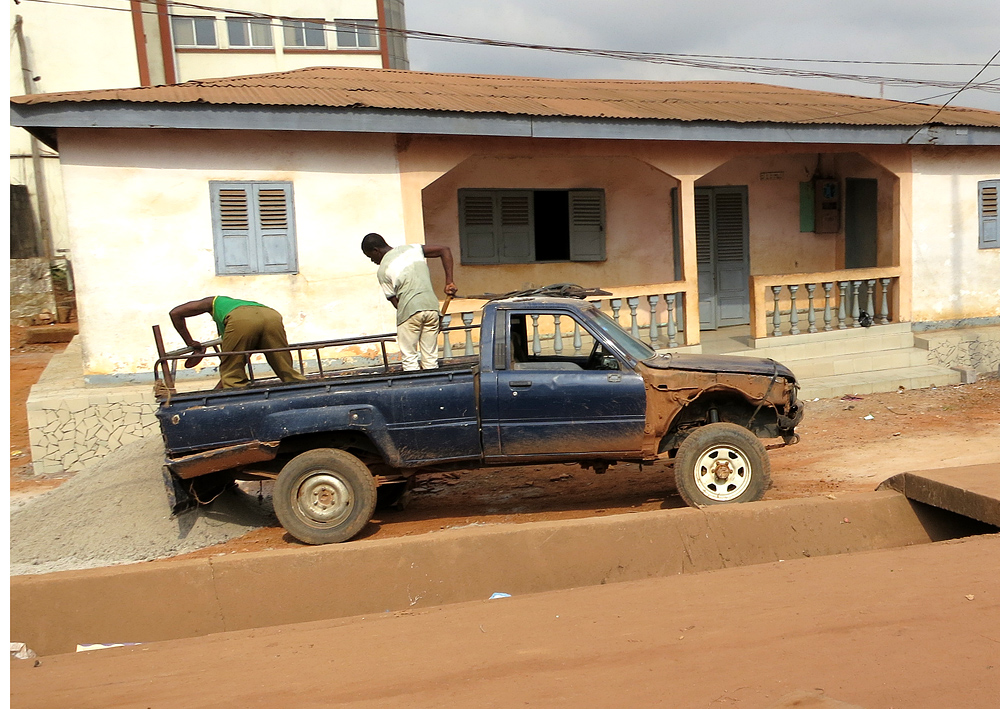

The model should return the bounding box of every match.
[732,323,914,362]
[797,364,963,400]
[770,347,930,380]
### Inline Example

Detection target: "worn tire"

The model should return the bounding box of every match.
[674,423,770,507]
[273,448,377,545]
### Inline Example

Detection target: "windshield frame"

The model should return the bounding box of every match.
[582,308,657,363]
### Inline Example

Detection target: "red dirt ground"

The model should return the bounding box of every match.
[9,325,71,494]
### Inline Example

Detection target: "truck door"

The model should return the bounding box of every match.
[487,311,646,459]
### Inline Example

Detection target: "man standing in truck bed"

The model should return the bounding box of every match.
[169,296,306,389]
[361,233,458,371]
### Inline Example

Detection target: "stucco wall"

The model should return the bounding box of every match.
[57,128,406,375]
[699,152,899,276]
[9,0,141,95]
[911,147,1000,322]
[55,127,943,375]
[421,154,678,295]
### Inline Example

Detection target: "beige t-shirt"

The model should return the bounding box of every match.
[377,244,440,325]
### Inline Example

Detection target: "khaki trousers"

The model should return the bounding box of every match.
[397,310,441,371]
[220,306,306,388]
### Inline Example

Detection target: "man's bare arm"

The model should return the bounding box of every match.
[169,296,214,349]
[422,244,458,296]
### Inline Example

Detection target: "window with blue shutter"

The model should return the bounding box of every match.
[211,181,298,275]
[568,190,605,261]
[458,188,605,265]
[980,180,999,249]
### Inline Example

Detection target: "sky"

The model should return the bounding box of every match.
[402,0,1000,112]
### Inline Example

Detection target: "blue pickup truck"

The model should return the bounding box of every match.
[155,296,803,544]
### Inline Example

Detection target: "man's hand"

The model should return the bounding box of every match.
[444,282,458,297]
[184,343,206,369]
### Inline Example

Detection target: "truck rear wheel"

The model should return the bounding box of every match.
[674,423,770,507]
[274,449,377,544]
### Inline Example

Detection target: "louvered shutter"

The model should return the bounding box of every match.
[568,190,606,261]
[694,190,716,329]
[459,190,498,264]
[212,183,256,274]
[980,180,999,249]
[255,184,297,273]
[713,188,750,327]
[211,181,297,275]
[499,191,534,263]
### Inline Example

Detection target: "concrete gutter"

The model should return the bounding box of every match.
[879,463,1000,527]
[10,490,986,656]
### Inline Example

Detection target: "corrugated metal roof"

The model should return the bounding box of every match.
[11,66,1000,127]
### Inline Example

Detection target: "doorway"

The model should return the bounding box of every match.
[695,186,750,330]
[845,178,878,269]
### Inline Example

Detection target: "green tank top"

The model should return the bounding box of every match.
[211,296,267,335]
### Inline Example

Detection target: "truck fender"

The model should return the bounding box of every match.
[256,405,405,467]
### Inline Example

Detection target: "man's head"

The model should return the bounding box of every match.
[361,233,391,265]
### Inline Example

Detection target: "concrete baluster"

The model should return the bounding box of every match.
[865,280,876,323]
[530,314,541,356]
[627,297,640,339]
[879,278,891,325]
[666,294,678,347]
[838,282,848,329]
[771,285,783,337]
[553,314,563,355]
[611,298,622,325]
[442,314,453,358]
[788,284,800,335]
[573,319,583,354]
[647,295,660,346]
[850,281,862,327]
[806,283,817,333]
[462,313,475,355]
[822,282,833,331]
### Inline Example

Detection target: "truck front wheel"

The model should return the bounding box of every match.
[274,449,377,544]
[674,423,770,507]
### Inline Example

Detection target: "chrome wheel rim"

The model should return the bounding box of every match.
[693,445,752,501]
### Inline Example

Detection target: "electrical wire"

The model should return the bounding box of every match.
[16,0,1000,95]
[905,47,1000,140]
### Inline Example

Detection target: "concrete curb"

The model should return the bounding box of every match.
[10,490,972,656]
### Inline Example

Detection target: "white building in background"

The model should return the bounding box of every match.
[9,0,408,259]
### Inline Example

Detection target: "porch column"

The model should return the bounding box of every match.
[675,176,701,346]
[895,170,912,322]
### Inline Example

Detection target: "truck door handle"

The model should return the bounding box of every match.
[508,380,533,389]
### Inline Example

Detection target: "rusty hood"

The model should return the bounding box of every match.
[641,353,796,383]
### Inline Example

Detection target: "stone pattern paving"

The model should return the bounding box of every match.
[918,326,1000,374]
[26,339,161,475]
[27,391,158,475]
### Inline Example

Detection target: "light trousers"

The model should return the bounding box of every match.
[397,310,441,371]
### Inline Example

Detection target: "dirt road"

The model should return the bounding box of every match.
[12,532,1000,708]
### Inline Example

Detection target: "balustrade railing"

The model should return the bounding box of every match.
[750,267,902,339]
[441,282,692,357]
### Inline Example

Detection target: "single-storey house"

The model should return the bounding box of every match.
[10,67,1000,471]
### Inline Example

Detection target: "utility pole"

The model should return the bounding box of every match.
[14,14,54,260]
